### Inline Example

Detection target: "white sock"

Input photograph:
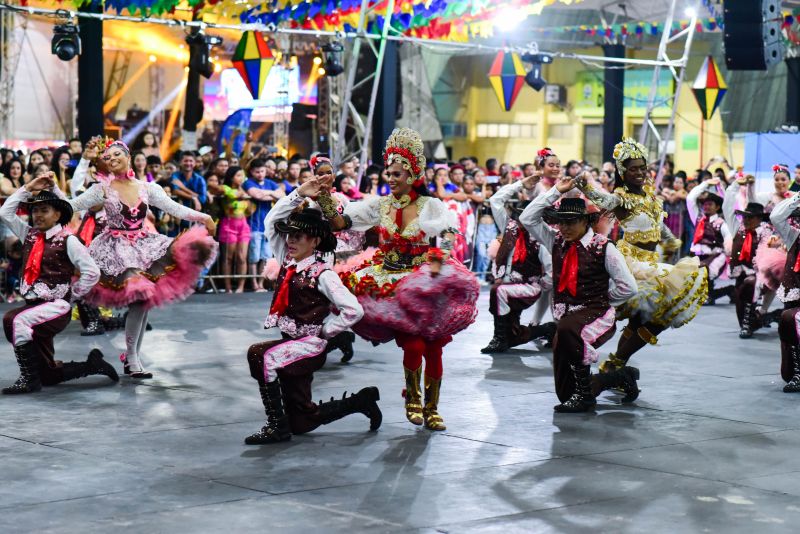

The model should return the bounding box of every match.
[125,303,147,371]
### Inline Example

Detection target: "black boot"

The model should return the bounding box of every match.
[77,302,105,336]
[761,308,782,329]
[245,380,292,444]
[784,346,800,393]
[327,331,356,363]
[595,367,640,403]
[481,315,510,353]
[739,303,756,339]
[61,349,119,383]
[2,343,42,394]
[101,313,126,332]
[704,280,716,306]
[528,322,557,343]
[554,364,596,413]
[318,386,382,431]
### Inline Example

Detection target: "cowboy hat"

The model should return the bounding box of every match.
[273,208,337,253]
[24,190,73,226]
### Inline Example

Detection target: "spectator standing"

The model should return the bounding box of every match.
[243,159,284,291]
[171,152,207,232]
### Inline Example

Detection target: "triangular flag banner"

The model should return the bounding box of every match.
[488,50,526,111]
[692,55,727,120]
[232,31,275,100]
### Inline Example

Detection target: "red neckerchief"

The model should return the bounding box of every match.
[79,215,97,246]
[693,216,707,245]
[511,231,528,265]
[738,230,754,263]
[557,242,579,297]
[269,265,296,315]
[394,190,419,228]
[23,233,45,286]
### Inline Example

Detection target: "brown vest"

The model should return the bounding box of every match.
[266,260,331,337]
[20,226,75,301]
[495,220,543,282]
[780,240,800,304]
[551,232,610,310]
[730,227,756,270]
[696,216,724,250]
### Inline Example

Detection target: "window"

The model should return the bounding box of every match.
[548,124,573,139]
[476,122,536,139]
[583,125,603,166]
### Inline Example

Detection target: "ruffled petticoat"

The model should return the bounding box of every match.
[340,257,480,344]
[755,243,786,294]
[616,241,708,328]
[85,226,218,310]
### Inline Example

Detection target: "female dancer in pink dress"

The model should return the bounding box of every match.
[67,141,217,378]
[315,128,479,431]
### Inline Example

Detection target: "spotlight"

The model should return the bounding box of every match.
[521,53,553,92]
[51,23,81,61]
[185,32,223,79]
[684,7,697,18]
[321,42,344,77]
[318,66,327,76]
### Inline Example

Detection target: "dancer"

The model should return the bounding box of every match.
[317,128,479,431]
[520,176,639,412]
[686,178,731,305]
[576,138,707,381]
[482,172,552,353]
[770,194,800,392]
[245,182,380,444]
[723,201,772,338]
[0,175,117,394]
[65,140,217,379]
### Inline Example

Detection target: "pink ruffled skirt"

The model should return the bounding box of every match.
[342,258,480,344]
[85,226,218,310]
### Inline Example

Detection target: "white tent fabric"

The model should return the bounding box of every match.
[542,0,704,21]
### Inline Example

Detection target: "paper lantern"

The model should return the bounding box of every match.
[692,55,727,120]
[488,50,526,111]
[232,31,275,100]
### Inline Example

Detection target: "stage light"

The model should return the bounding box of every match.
[313,55,322,66]
[684,7,697,18]
[149,54,157,63]
[214,63,222,73]
[493,7,527,30]
[185,32,223,79]
[51,23,81,61]
[321,41,344,77]
[521,52,553,92]
[318,66,327,76]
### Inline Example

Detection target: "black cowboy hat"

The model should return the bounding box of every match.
[24,190,73,225]
[702,192,723,207]
[274,208,337,253]
[735,202,767,219]
[543,197,598,224]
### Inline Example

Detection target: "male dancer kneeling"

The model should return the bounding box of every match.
[520,174,639,412]
[245,177,381,444]
[0,173,117,394]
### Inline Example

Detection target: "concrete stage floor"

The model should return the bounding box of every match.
[1,290,799,533]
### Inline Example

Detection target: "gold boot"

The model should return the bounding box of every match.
[598,352,626,374]
[423,374,446,431]
[404,366,423,425]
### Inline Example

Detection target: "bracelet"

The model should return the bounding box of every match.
[316,192,339,220]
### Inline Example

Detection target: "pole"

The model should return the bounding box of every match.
[77,4,103,141]
[602,43,625,163]
[181,19,202,151]
[787,56,800,126]
[700,117,705,168]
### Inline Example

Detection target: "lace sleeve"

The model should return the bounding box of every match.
[146,182,209,223]
[68,183,106,213]
[489,181,524,231]
[419,196,458,238]
[579,182,621,211]
[770,194,800,246]
[342,195,381,231]
[519,186,558,250]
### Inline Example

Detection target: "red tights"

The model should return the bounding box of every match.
[396,333,451,379]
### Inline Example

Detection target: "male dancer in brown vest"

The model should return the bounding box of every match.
[244,177,381,444]
[520,174,639,412]
[0,173,117,394]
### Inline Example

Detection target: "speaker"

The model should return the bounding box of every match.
[723,0,784,70]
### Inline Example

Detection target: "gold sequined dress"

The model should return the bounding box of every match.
[581,182,708,328]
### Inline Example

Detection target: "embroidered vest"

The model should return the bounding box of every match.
[495,220,543,282]
[265,261,331,338]
[551,233,610,310]
[20,227,74,301]
[696,216,724,250]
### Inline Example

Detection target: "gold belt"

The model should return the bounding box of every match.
[618,240,659,263]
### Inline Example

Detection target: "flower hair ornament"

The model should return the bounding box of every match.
[99,139,134,182]
[612,137,648,176]
[383,127,426,187]
[535,147,556,167]
[102,138,130,157]
[309,153,333,173]
[773,164,791,175]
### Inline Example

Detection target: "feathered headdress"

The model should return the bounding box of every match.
[612,137,648,175]
[383,128,426,186]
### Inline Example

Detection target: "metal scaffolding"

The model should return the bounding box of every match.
[637,0,698,181]
[0,9,25,141]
